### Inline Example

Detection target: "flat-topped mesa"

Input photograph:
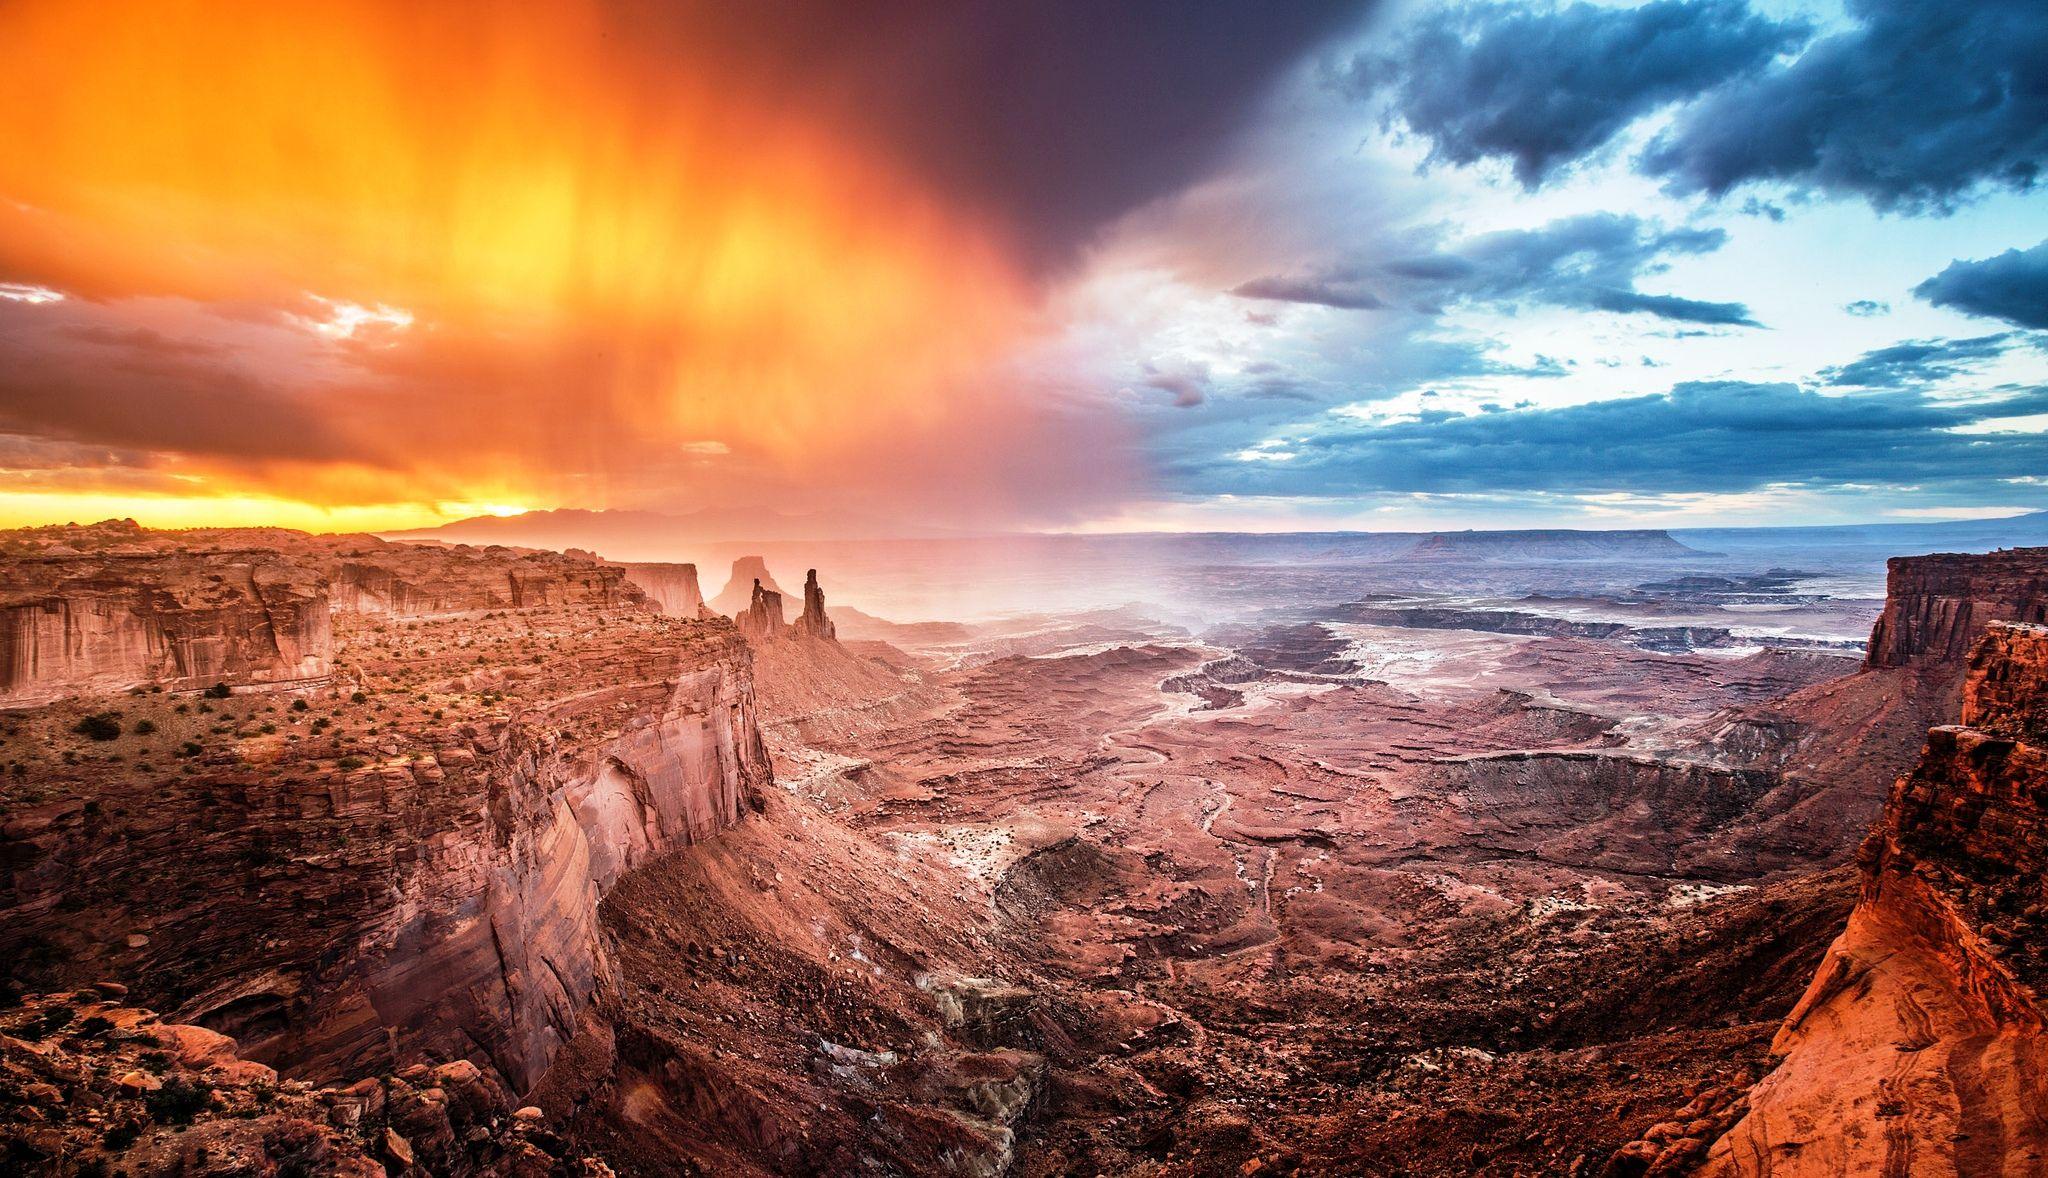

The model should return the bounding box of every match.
[0,551,333,707]
[1703,621,2048,1176]
[1865,547,2048,670]
[619,561,706,618]
[735,578,787,644]
[708,555,785,617]
[792,568,837,641]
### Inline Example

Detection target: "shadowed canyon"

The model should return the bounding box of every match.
[2,519,2045,1175]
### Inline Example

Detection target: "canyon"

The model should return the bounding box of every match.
[1,525,2044,1175]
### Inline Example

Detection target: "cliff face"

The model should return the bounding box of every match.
[1704,622,2048,1177]
[1866,548,2048,670]
[0,553,332,707]
[0,525,659,705]
[326,547,638,618]
[0,553,770,1095]
[620,561,705,618]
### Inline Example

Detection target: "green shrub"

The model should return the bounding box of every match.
[72,713,122,741]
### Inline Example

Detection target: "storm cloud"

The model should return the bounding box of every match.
[1346,0,1802,186]
[1231,213,1755,326]
[1914,241,2048,331]
[1193,382,2048,498]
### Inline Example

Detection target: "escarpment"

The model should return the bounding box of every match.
[0,526,772,1096]
[0,553,332,707]
[1866,547,2048,671]
[0,522,655,705]
[619,561,706,617]
[1703,622,2048,1176]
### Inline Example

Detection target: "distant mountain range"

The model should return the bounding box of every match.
[385,507,2048,567]
[383,507,963,560]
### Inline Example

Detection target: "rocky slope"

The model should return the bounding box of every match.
[0,989,616,1176]
[1,525,773,1100]
[1702,622,2048,1176]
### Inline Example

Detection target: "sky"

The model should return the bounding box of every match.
[0,0,2044,534]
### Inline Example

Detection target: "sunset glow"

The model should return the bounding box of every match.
[0,0,1035,528]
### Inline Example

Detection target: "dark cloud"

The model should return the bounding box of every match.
[696,0,1380,269]
[1643,0,2048,211]
[1820,334,2027,388]
[1344,0,1804,186]
[1142,367,1210,409]
[0,303,363,465]
[1914,240,2048,330]
[1186,381,2048,497]
[1843,300,1890,318]
[1231,213,1756,326]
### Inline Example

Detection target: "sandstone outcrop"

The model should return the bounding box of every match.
[0,551,332,707]
[0,523,660,705]
[0,990,618,1175]
[1866,548,2048,670]
[618,562,705,618]
[735,579,786,644]
[792,569,836,642]
[1703,622,2048,1177]
[708,556,786,618]
[0,530,772,1097]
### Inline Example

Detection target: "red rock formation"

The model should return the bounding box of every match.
[791,568,836,641]
[1703,622,2048,1176]
[1866,548,2048,670]
[0,533,772,1097]
[708,555,785,617]
[0,991,618,1175]
[0,552,332,706]
[618,561,705,618]
[735,579,786,644]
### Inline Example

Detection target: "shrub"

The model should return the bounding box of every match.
[72,713,122,741]
[203,683,233,699]
[290,699,309,712]
[132,719,157,736]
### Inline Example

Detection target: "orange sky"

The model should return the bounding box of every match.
[0,0,1118,531]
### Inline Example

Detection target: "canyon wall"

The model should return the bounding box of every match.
[1866,548,2048,670]
[326,546,640,617]
[0,552,332,707]
[620,561,706,617]
[1704,622,2048,1176]
[0,529,772,1096]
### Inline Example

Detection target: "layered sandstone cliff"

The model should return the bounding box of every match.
[619,561,706,618]
[1866,548,2048,670]
[1703,622,2048,1176]
[0,523,659,706]
[0,552,332,707]
[0,535,772,1097]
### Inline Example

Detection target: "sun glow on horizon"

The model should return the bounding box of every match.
[0,0,1040,529]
